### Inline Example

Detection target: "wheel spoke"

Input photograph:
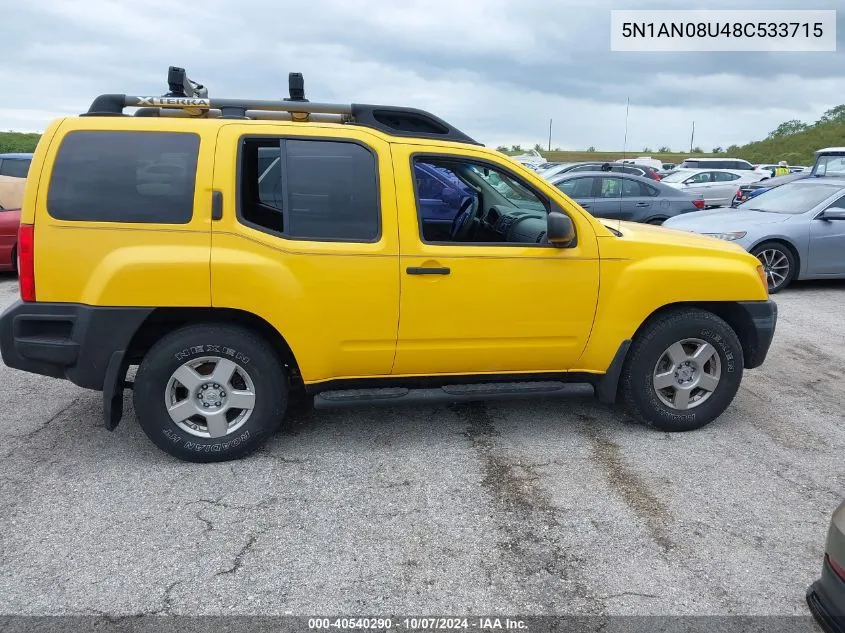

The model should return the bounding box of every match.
[167,399,198,424]
[226,389,255,410]
[697,373,720,393]
[673,387,692,410]
[173,365,203,391]
[204,410,229,439]
[691,342,717,364]
[666,342,688,366]
[210,358,238,387]
[653,370,676,390]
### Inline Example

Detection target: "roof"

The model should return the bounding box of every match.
[815,147,845,154]
[548,170,659,183]
[0,153,33,160]
[81,66,482,146]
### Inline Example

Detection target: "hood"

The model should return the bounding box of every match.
[662,209,790,232]
[608,220,748,254]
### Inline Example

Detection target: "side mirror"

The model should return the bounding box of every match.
[547,210,576,247]
[820,207,845,220]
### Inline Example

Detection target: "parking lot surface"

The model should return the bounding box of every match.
[0,272,842,617]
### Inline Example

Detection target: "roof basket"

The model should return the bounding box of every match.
[82,65,481,145]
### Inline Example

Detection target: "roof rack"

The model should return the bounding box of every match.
[83,66,481,146]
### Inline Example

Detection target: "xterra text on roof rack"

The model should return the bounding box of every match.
[0,67,777,462]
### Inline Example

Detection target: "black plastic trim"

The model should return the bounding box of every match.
[807,556,845,633]
[83,94,127,116]
[102,350,128,430]
[594,339,631,404]
[0,300,152,390]
[211,190,223,221]
[735,299,778,369]
[304,371,599,396]
[351,104,481,145]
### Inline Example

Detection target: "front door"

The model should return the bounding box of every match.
[210,124,401,383]
[391,146,600,377]
[808,195,845,275]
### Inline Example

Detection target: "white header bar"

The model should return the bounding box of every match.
[610,10,837,52]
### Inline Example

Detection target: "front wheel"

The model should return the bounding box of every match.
[133,324,288,462]
[619,308,744,432]
[751,241,795,293]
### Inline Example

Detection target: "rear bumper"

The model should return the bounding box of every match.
[807,557,845,633]
[736,299,777,369]
[0,300,151,390]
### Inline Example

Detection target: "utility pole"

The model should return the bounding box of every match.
[690,121,695,152]
[622,97,630,158]
[548,118,552,152]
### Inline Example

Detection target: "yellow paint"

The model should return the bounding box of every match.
[30,115,768,384]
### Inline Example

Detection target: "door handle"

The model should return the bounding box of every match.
[211,190,223,221]
[635,202,650,207]
[407,266,450,275]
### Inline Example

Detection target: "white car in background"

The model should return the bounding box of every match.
[660,168,764,208]
[511,149,546,170]
[615,156,664,171]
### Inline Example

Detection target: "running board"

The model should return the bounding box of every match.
[313,381,589,409]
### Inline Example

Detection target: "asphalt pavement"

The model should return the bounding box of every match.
[0,272,842,617]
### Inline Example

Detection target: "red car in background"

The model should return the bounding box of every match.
[0,206,21,272]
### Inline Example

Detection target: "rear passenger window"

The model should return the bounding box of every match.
[239,137,380,242]
[47,131,199,223]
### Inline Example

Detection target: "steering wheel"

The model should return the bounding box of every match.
[450,195,480,241]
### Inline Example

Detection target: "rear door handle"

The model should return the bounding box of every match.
[635,202,650,207]
[211,190,223,221]
[407,266,450,275]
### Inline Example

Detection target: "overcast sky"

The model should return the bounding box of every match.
[2,0,843,152]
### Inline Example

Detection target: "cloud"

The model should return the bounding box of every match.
[2,0,843,152]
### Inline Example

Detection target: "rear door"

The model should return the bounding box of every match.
[210,124,400,383]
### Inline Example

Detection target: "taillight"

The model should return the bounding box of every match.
[692,199,705,209]
[17,223,35,302]
[828,554,845,581]
[652,172,661,180]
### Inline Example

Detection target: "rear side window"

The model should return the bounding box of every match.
[239,137,380,242]
[47,131,200,223]
[0,159,31,178]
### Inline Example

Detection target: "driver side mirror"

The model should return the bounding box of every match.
[820,207,845,221]
[547,210,576,247]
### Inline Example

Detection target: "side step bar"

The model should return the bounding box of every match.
[313,381,591,409]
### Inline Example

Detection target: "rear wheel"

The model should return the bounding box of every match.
[133,324,287,462]
[620,308,744,432]
[645,217,666,225]
[751,241,795,293]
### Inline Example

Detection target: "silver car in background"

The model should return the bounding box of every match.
[661,168,766,208]
[662,178,845,293]
[807,499,845,633]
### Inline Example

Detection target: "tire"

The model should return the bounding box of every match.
[645,217,666,225]
[620,308,743,432]
[750,241,795,293]
[133,324,288,462]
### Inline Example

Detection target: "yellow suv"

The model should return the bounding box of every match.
[0,68,777,462]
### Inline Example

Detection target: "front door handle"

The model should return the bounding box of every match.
[635,202,650,207]
[407,266,450,275]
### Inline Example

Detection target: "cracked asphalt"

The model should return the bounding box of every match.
[0,272,843,617]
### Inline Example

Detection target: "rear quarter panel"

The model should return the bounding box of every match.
[30,117,216,307]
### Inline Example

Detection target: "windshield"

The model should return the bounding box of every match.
[739,182,843,214]
[814,155,845,177]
